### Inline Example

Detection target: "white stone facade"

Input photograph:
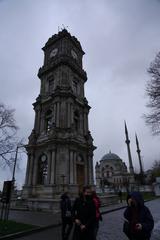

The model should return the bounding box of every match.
[95,151,131,191]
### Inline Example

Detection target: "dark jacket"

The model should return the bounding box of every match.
[124,192,154,240]
[72,195,96,229]
[60,193,72,219]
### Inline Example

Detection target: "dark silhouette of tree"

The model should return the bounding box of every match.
[0,103,20,167]
[145,52,160,134]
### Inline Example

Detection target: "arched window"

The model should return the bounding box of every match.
[37,154,48,185]
[45,110,52,132]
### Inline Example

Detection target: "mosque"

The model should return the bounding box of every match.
[95,122,144,192]
[95,151,130,191]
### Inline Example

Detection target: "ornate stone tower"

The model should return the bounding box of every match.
[22,29,96,208]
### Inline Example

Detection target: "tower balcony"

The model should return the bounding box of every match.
[38,55,87,81]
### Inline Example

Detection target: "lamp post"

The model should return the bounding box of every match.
[12,146,18,183]
[12,144,25,185]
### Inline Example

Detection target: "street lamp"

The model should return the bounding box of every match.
[12,144,25,184]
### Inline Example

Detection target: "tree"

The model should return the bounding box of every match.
[0,103,19,167]
[145,52,160,134]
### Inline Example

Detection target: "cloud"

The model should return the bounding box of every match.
[0,0,160,188]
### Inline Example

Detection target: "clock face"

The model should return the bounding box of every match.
[50,48,58,58]
[71,49,78,60]
[41,155,47,162]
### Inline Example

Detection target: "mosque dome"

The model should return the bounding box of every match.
[100,151,121,161]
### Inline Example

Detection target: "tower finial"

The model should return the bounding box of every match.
[61,24,69,31]
[124,120,128,136]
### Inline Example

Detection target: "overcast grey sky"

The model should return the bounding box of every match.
[0,0,160,189]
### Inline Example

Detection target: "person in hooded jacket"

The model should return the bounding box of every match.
[123,191,154,240]
[60,192,73,240]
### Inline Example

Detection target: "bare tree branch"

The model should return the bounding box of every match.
[144,51,160,134]
[0,102,22,168]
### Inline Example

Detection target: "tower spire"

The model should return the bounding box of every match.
[124,121,134,174]
[135,133,143,175]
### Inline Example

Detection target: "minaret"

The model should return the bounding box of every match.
[135,134,143,175]
[125,121,134,174]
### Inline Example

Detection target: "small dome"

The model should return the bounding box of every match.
[101,151,121,161]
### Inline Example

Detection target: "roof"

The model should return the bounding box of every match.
[100,151,121,161]
[43,29,84,53]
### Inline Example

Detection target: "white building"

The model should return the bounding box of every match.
[95,151,132,191]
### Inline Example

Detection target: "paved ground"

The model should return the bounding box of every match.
[2,199,160,240]
[8,209,61,227]
[8,202,126,227]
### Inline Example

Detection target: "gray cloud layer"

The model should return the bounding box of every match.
[0,0,160,188]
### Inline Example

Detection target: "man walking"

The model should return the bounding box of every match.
[72,186,96,240]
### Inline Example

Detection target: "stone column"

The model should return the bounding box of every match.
[84,156,88,185]
[32,156,38,185]
[69,151,74,184]
[71,103,73,125]
[34,110,38,130]
[56,102,60,127]
[37,108,41,133]
[50,150,56,184]
[86,113,89,132]
[67,103,71,128]
[73,152,77,184]
[47,151,52,184]
[25,156,30,185]
[28,154,34,185]
[84,112,87,134]
[40,112,45,133]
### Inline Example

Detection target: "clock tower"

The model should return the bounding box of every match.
[22,29,96,210]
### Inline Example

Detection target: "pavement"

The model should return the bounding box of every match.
[0,201,127,240]
[9,201,127,227]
